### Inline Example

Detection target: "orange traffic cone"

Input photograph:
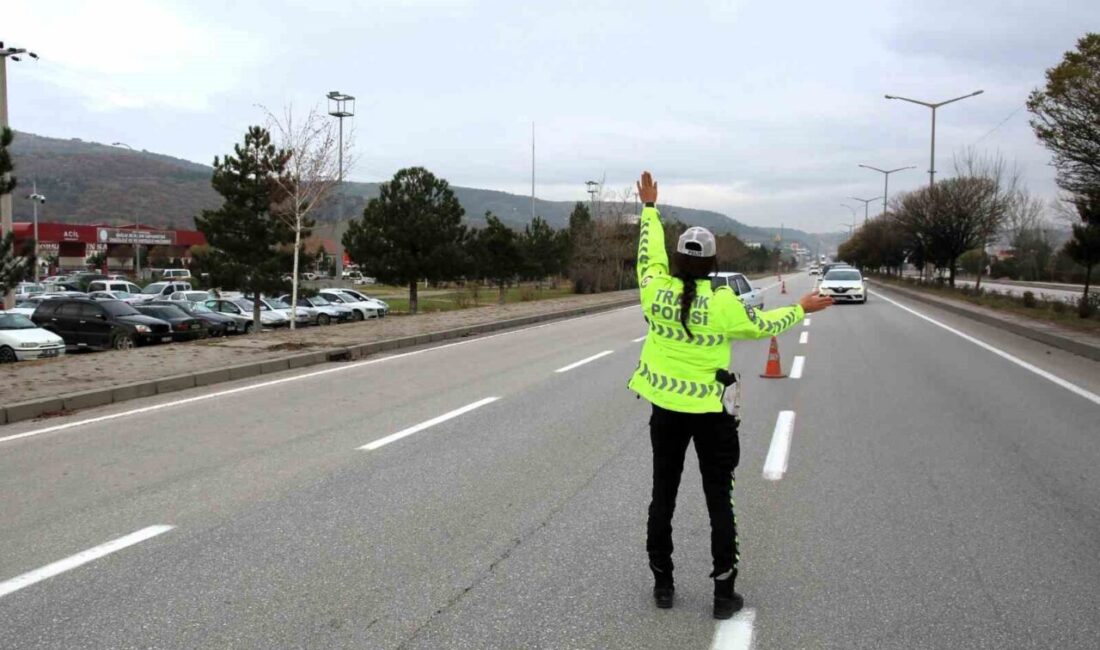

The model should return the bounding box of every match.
[780,280,787,294]
[760,336,787,378]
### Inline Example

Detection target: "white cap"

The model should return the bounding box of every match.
[677,227,717,258]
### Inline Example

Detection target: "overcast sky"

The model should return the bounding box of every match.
[4,0,1093,232]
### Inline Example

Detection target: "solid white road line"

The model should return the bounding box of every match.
[710,608,756,650]
[762,411,796,481]
[359,397,500,451]
[0,525,173,599]
[633,336,647,343]
[803,317,811,327]
[790,356,805,379]
[555,350,614,373]
[871,291,1100,406]
[0,306,640,445]
[799,331,809,344]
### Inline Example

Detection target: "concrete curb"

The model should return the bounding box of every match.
[870,281,1100,362]
[0,297,638,426]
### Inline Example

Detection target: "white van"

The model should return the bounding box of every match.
[161,269,193,280]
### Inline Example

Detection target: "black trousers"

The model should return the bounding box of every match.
[646,404,741,579]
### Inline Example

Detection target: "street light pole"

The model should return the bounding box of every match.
[1,41,39,308]
[27,182,45,283]
[858,165,916,217]
[327,91,355,279]
[585,180,600,218]
[848,196,883,224]
[885,90,984,187]
[111,142,142,277]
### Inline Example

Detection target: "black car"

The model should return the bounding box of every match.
[32,298,173,350]
[133,304,207,341]
[147,300,238,336]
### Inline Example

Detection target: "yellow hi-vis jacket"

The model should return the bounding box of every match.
[628,206,805,413]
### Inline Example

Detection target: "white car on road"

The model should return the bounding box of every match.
[818,268,867,303]
[0,312,67,362]
[709,272,765,310]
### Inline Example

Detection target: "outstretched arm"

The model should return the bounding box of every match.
[716,291,832,340]
[636,171,669,288]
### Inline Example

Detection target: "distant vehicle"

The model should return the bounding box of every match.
[87,280,145,302]
[204,298,290,331]
[276,294,353,325]
[819,262,851,279]
[106,274,129,281]
[317,290,381,320]
[14,282,45,298]
[42,275,70,285]
[160,269,193,280]
[331,288,389,316]
[167,290,213,303]
[149,300,239,336]
[0,313,66,362]
[138,281,194,302]
[808,265,821,276]
[709,272,765,310]
[818,268,867,303]
[32,298,173,350]
[341,269,364,281]
[134,304,207,341]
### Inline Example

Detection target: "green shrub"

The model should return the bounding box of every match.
[1022,291,1037,308]
[1052,300,1068,314]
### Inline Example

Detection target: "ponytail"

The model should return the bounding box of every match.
[672,252,716,341]
[679,279,697,339]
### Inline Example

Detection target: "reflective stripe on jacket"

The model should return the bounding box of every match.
[627,206,804,413]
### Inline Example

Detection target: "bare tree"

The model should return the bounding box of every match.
[265,105,348,329]
[953,150,1021,290]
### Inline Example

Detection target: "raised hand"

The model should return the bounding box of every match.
[799,292,834,313]
[637,171,659,204]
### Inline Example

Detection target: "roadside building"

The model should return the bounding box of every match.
[12,222,206,273]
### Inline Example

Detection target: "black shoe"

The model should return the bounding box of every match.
[654,585,675,609]
[713,576,744,620]
[651,563,674,609]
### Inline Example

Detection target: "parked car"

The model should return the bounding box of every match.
[276,294,353,325]
[341,269,364,281]
[69,273,111,292]
[317,290,381,321]
[818,268,867,303]
[14,282,46,298]
[148,300,239,336]
[32,298,173,350]
[204,298,290,332]
[0,313,66,362]
[258,297,313,327]
[87,280,145,302]
[332,288,390,316]
[42,275,70,285]
[160,269,193,280]
[134,304,207,340]
[167,290,213,304]
[709,272,765,310]
[137,281,194,302]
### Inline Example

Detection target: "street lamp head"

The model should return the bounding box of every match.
[327,90,355,118]
[884,95,895,100]
[972,90,984,97]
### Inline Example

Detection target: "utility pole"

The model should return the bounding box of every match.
[585,180,599,218]
[885,90,983,187]
[327,91,355,279]
[531,122,535,222]
[1,42,38,308]
[858,165,915,217]
[110,142,143,277]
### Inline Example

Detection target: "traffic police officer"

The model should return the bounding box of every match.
[628,171,832,619]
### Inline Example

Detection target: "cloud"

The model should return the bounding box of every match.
[5,0,267,110]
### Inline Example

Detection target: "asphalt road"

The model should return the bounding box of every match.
[1,273,1098,649]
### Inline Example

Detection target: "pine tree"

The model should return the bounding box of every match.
[1,127,34,296]
[194,126,294,330]
[342,167,466,314]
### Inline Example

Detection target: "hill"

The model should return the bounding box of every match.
[8,130,832,250]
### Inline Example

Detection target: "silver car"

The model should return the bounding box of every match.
[709,272,765,310]
[277,294,353,325]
